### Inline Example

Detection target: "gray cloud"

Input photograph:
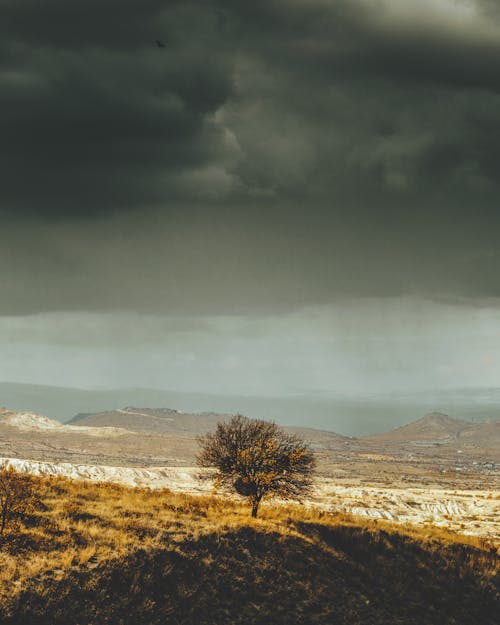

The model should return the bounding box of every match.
[3,299,500,398]
[0,1,237,215]
[2,1,500,314]
[221,0,500,201]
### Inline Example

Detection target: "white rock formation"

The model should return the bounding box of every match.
[0,408,131,437]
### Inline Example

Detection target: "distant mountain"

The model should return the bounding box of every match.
[68,406,230,435]
[366,412,472,442]
[0,405,348,468]
[1,404,498,472]
[458,419,500,447]
[68,407,349,448]
[2,380,500,436]
[363,412,500,454]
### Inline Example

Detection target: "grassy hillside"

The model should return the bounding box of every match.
[0,476,498,625]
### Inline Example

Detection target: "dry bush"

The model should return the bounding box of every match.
[0,467,41,537]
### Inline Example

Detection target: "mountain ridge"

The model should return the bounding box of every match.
[365,412,471,440]
[2,380,500,435]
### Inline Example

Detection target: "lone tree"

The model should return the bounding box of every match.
[0,466,39,536]
[197,414,316,517]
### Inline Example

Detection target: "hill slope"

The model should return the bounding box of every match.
[0,407,130,437]
[366,412,471,441]
[362,412,500,455]
[0,477,497,625]
[68,406,229,434]
[68,406,349,446]
[0,406,348,468]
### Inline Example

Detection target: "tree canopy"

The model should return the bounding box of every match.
[197,415,316,517]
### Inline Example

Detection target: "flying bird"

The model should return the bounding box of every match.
[155,39,166,48]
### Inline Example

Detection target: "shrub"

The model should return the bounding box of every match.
[0,466,40,536]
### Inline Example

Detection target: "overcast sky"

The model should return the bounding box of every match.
[2,1,500,412]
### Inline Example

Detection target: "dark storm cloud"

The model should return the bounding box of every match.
[3,0,500,215]
[229,0,500,91]
[2,1,500,314]
[0,0,236,215]
[218,0,500,201]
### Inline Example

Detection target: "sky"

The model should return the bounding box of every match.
[2,1,500,426]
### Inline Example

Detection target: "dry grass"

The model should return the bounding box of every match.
[0,475,498,625]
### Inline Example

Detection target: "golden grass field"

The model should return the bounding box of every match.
[0,474,498,625]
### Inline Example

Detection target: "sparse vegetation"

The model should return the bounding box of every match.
[0,466,39,536]
[197,414,316,517]
[0,474,497,624]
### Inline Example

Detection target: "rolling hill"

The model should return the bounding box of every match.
[68,406,349,445]
[68,406,230,434]
[363,412,500,452]
[0,406,348,468]
[2,381,500,435]
[0,476,497,625]
[365,412,472,443]
[1,405,499,476]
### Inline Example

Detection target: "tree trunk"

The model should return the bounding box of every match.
[0,508,6,535]
[251,496,261,518]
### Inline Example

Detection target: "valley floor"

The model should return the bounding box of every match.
[2,455,499,541]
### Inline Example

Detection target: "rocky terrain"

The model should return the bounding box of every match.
[1,406,499,478]
[65,407,500,487]
[1,406,499,540]
[0,406,348,468]
[1,455,498,540]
